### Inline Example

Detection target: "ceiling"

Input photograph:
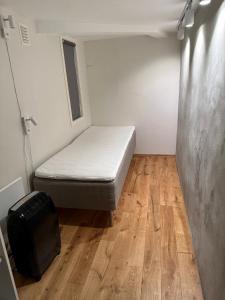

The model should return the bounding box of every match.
[0,0,187,38]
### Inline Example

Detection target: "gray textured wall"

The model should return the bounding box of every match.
[176,0,225,299]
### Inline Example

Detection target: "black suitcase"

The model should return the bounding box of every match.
[7,191,61,281]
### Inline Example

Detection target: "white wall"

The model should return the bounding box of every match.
[29,35,91,166]
[0,8,91,192]
[0,29,27,190]
[85,36,180,154]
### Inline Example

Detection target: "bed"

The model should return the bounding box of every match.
[33,126,136,223]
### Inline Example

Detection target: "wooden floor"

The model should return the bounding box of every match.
[15,156,203,300]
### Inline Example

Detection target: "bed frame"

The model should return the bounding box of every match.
[33,131,135,225]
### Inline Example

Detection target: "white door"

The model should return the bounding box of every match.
[0,228,18,300]
[0,11,26,299]
[0,16,28,192]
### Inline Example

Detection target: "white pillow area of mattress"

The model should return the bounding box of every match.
[35,126,135,182]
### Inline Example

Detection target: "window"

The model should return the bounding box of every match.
[62,39,82,121]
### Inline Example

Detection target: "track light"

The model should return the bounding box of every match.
[199,0,211,6]
[177,0,195,39]
[177,0,211,40]
[185,5,195,28]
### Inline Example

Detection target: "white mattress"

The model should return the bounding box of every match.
[35,126,135,182]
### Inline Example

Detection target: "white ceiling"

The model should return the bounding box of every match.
[0,0,187,38]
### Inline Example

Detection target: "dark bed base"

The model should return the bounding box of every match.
[33,131,135,224]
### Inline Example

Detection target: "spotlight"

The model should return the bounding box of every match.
[177,0,196,40]
[185,6,195,28]
[199,0,211,6]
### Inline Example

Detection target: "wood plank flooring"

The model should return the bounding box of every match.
[14,155,203,300]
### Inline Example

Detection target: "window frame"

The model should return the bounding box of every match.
[60,36,83,125]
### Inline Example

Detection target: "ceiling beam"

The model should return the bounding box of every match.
[35,20,175,39]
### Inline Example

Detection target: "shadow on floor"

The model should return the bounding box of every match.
[57,207,112,228]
